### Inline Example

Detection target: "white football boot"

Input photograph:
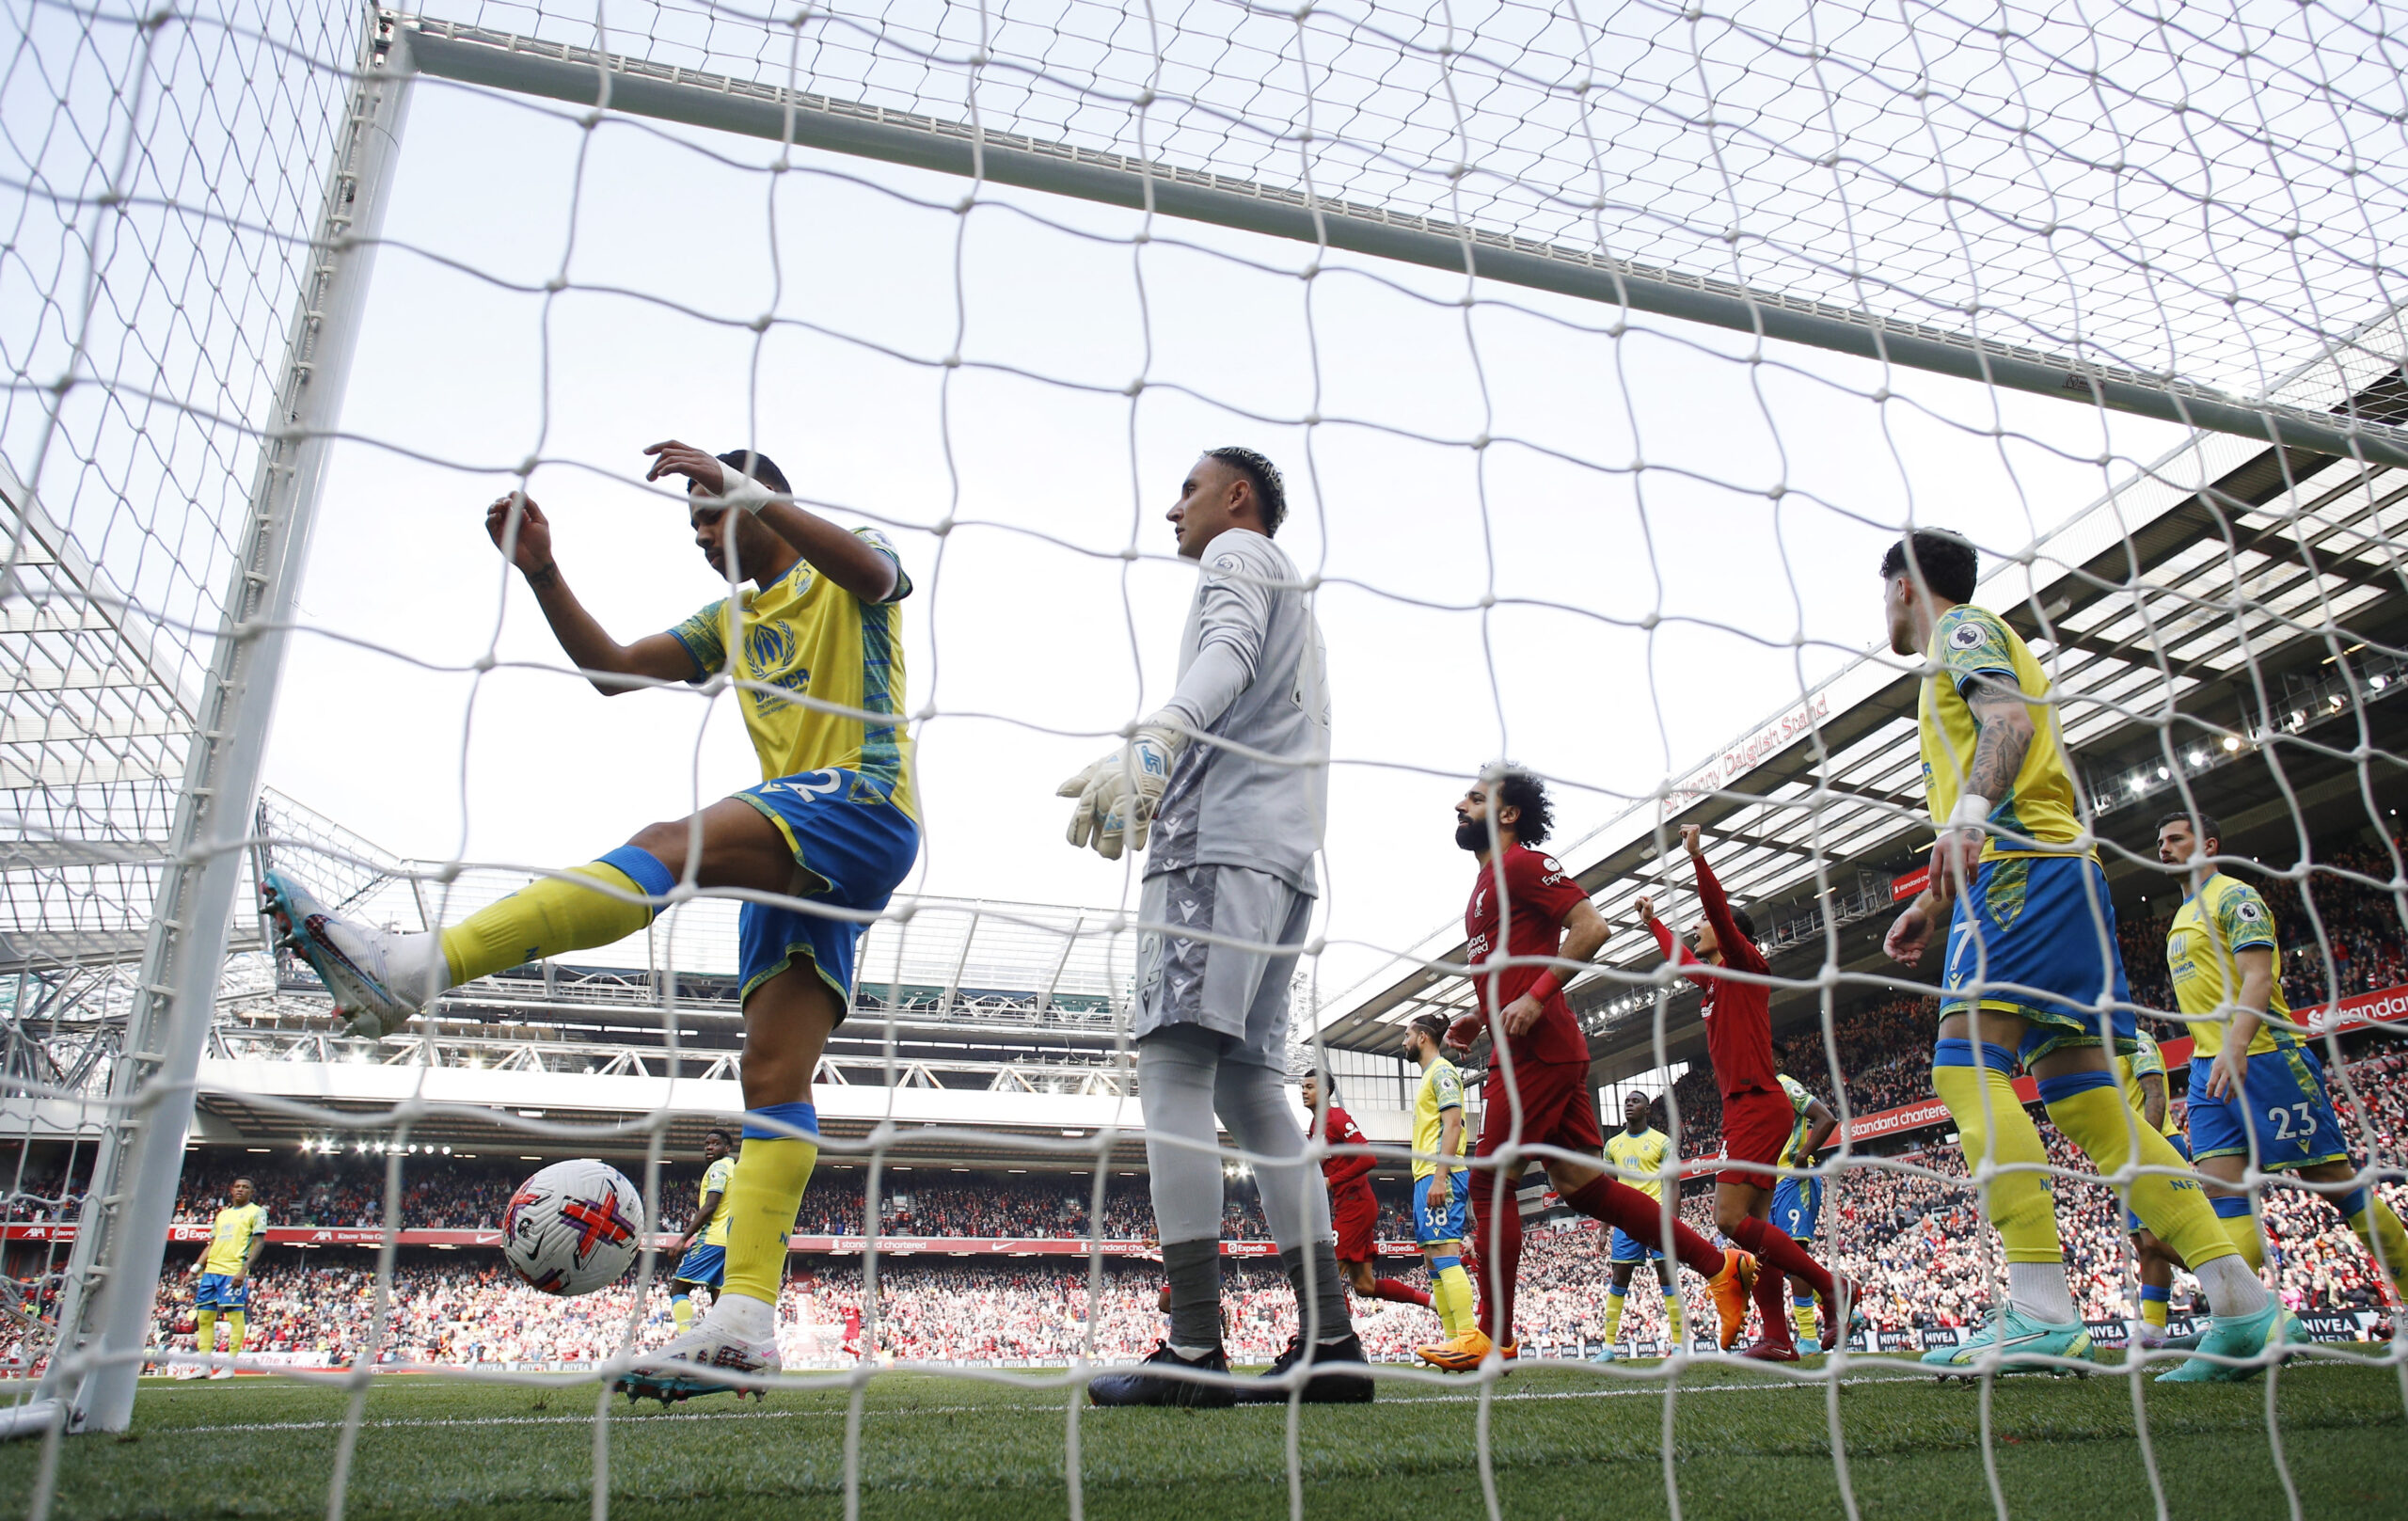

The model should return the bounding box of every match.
[260,869,430,1038]
[616,1302,782,1405]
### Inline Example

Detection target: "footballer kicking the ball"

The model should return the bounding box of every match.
[262,441,920,1402]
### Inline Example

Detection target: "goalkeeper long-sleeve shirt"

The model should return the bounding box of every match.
[1144,528,1329,895]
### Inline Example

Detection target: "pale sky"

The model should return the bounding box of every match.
[264,71,2194,999]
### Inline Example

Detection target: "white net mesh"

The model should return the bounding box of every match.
[2,0,2404,1513]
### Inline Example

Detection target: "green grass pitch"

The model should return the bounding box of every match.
[8,1354,2404,1520]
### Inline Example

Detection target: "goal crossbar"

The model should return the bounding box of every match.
[399,14,2408,470]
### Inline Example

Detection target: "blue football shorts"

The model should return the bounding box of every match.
[1413,1171,1467,1246]
[2186,1044,2349,1174]
[194,1272,249,1311]
[1941,854,2134,1063]
[1771,1175,1824,1242]
[735,768,920,1012]
[1606,1226,1668,1264]
[673,1243,727,1290]
[2122,1129,2193,1233]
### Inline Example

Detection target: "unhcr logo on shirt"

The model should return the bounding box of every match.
[742,621,811,699]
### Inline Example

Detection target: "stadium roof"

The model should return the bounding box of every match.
[1314,335,2408,1063]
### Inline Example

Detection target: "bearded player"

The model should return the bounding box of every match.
[1058,448,1369,1406]
[1639,824,1852,1361]
[1592,1091,1685,1361]
[1299,1069,1433,1314]
[2157,811,2406,1347]
[1418,768,1754,1371]
[1878,529,2284,1380]
[261,441,921,1402]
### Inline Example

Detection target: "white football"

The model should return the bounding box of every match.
[501,1159,645,1296]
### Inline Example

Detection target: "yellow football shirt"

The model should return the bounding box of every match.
[2166,872,2289,1059]
[1918,605,2085,859]
[670,531,916,817]
[1604,1125,1671,1201]
[2114,1029,2183,1140]
[1412,1057,1467,1181]
[699,1156,737,1247]
[202,1202,267,1275]
[1773,1073,1822,1170]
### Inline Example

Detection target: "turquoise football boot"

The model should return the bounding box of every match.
[1922,1306,2093,1381]
[2155,1301,2302,1383]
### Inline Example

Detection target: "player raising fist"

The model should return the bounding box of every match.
[1418,768,1754,1372]
[261,441,922,1402]
[1639,825,1855,1359]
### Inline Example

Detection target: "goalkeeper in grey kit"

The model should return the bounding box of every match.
[1058,446,1369,1405]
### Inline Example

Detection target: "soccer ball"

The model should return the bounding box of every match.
[501,1159,645,1296]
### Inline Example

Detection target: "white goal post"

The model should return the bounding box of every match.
[27,11,413,1436]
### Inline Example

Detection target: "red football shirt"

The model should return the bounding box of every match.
[1464,843,1592,1069]
[1316,1103,1377,1201]
[1647,851,1777,1097]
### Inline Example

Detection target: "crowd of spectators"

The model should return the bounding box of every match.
[48,1043,2384,1374]
[8,832,2400,1371]
[39,1154,1418,1246]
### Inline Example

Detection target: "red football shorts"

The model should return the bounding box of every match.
[1477,1057,1604,1170]
[1332,1184,1379,1262]
[1718,1086,1790,1190]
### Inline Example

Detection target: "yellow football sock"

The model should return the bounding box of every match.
[194,1308,217,1357]
[1432,1260,1474,1337]
[225,1310,246,1358]
[2141,1293,2170,1330]
[1791,1291,1817,1344]
[440,860,657,986]
[1933,1061,2063,1262]
[2044,1080,2239,1272]
[1662,1289,1685,1339]
[2345,1189,2408,1299]
[1602,1286,1625,1344]
[721,1107,818,1306]
[2220,1207,2266,1272]
[672,1294,695,1332]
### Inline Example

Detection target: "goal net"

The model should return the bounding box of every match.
[3,0,2403,1513]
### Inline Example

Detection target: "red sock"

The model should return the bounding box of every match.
[1372,1277,1433,1308]
[1561,1177,1725,1280]
[1729,1215,1834,1299]
[1751,1259,1790,1347]
[1470,1171,1523,1343]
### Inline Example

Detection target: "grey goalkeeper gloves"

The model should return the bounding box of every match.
[1057,721,1185,861]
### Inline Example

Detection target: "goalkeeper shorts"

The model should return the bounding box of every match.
[734,768,920,1010]
[1132,863,1311,1069]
